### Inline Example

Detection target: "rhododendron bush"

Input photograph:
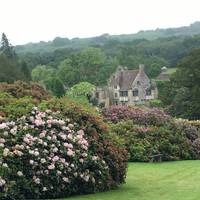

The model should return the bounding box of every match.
[104,105,200,162]
[0,107,128,199]
[102,105,171,126]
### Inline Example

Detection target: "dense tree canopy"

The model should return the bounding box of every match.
[162,48,200,119]
[31,65,64,97]
[0,54,23,83]
[31,64,55,82]
[57,48,117,87]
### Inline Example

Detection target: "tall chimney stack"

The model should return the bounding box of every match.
[139,64,144,73]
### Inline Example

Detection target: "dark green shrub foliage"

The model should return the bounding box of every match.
[149,99,163,108]
[183,125,199,141]
[109,118,198,162]
[0,92,35,119]
[192,138,200,158]
[0,81,50,101]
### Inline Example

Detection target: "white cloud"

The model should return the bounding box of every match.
[0,0,200,45]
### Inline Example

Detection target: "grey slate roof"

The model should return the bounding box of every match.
[156,72,170,81]
[110,69,139,90]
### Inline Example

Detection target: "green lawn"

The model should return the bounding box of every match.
[166,68,177,74]
[59,161,200,200]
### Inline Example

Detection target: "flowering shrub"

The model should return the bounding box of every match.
[110,120,196,162]
[0,107,128,199]
[103,105,172,126]
[39,97,128,188]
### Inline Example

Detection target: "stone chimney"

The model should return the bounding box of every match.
[117,65,124,72]
[139,64,145,73]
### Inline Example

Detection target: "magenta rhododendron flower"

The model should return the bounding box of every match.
[103,105,171,126]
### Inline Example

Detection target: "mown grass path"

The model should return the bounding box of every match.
[58,161,200,200]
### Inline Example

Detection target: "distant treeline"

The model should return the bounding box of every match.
[14,22,200,83]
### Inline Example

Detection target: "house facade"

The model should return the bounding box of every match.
[95,64,158,107]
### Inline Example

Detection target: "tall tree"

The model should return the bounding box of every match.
[166,48,200,119]
[57,59,78,87]
[0,33,16,59]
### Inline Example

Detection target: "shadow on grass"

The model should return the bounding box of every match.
[56,184,141,200]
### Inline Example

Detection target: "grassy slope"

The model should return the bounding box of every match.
[166,68,177,74]
[61,161,200,200]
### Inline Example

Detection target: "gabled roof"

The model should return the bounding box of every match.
[110,69,139,90]
[156,72,170,81]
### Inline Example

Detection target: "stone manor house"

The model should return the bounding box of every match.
[94,64,158,107]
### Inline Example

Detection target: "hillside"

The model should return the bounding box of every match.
[15,21,200,54]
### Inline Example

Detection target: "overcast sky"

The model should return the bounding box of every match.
[0,0,200,45]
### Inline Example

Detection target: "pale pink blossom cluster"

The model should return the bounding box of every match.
[0,176,6,187]
[0,123,7,130]
[0,107,109,195]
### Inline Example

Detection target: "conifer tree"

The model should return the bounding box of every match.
[0,33,16,59]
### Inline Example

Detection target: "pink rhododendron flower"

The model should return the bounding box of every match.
[68,124,74,128]
[34,119,45,126]
[83,175,90,182]
[52,156,59,162]
[92,156,98,161]
[67,134,73,140]
[0,138,5,143]
[29,160,34,165]
[33,177,40,184]
[0,123,7,129]
[53,147,58,153]
[34,151,39,156]
[57,170,62,175]
[60,158,66,164]
[40,158,46,164]
[39,132,46,138]
[77,130,84,135]
[42,187,48,191]
[0,143,4,148]
[62,177,69,183]
[2,163,8,168]
[48,164,55,170]
[67,149,74,156]
[82,153,87,157]
[0,177,6,187]
[17,171,23,177]
[3,148,10,157]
